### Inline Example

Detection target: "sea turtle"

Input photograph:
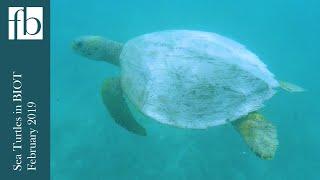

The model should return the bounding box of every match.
[72,30,304,160]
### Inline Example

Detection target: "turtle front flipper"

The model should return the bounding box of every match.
[231,112,278,160]
[101,77,147,136]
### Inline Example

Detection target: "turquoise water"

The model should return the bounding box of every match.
[51,0,320,179]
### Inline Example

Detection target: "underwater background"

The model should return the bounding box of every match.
[51,0,320,179]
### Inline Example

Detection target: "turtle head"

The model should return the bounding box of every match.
[72,36,123,66]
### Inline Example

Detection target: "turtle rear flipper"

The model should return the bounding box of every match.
[279,81,306,92]
[232,112,278,160]
[101,77,147,136]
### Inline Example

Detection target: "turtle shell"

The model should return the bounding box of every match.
[120,30,279,129]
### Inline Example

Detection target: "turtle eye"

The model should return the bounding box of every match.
[72,40,84,51]
[76,41,83,48]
